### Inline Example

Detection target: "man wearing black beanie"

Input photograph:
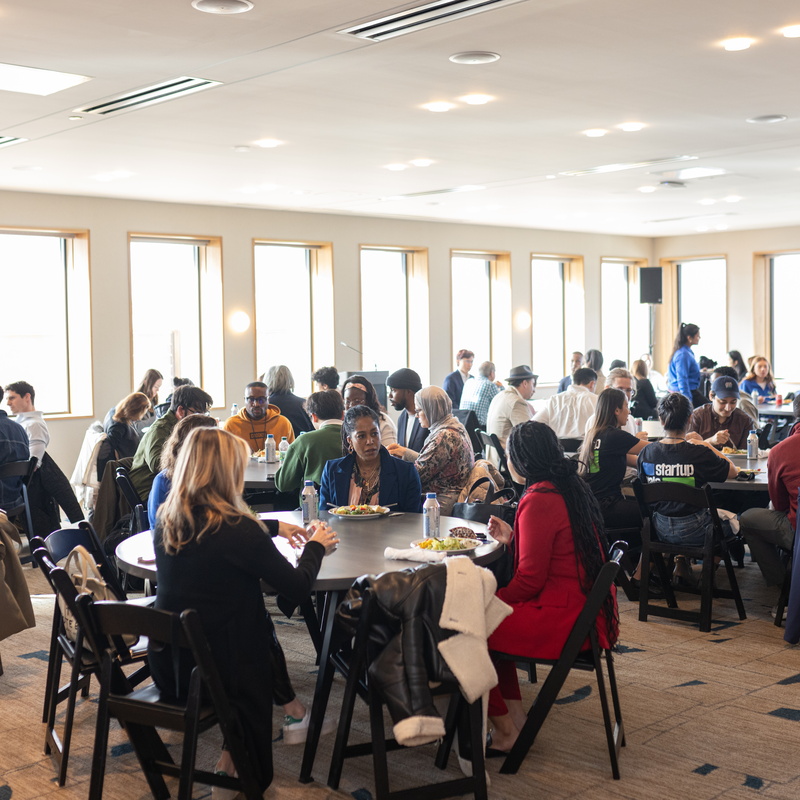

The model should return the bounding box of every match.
[386,368,429,455]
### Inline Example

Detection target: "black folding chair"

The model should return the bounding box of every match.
[31,545,149,786]
[477,430,515,490]
[633,479,746,632]
[491,549,626,778]
[115,466,149,533]
[0,456,37,563]
[76,598,263,800]
[452,408,484,459]
[326,588,487,800]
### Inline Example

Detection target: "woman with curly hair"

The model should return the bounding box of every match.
[485,421,618,753]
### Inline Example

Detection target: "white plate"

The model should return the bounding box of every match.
[329,510,390,519]
[410,538,480,555]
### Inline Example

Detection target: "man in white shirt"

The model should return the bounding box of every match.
[583,368,647,437]
[5,381,49,465]
[486,365,537,448]
[534,367,597,440]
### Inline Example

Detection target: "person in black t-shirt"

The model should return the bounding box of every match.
[637,393,737,583]
[581,388,648,535]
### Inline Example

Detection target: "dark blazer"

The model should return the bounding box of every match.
[268,391,315,437]
[442,370,470,411]
[397,410,430,454]
[319,446,422,513]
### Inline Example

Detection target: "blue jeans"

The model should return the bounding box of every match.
[652,509,733,547]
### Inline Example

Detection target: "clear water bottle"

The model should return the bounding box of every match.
[278,436,290,460]
[422,493,440,539]
[747,429,758,460]
[230,402,239,417]
[751,389,759,406]
[265,434,277,462]
[301,480,318,524]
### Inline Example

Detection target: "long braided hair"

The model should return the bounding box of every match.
[507,421,618,645]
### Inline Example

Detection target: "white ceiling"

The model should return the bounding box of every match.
[2,0,800,236]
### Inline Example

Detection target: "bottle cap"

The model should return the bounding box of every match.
[426,492,436,498]
[304,480,313,486]
[281,436,288,440]
[750,429,756,434]
[267,434,274,439]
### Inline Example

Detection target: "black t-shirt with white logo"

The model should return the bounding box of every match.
[585,427,639,501]
[637,440,730,516]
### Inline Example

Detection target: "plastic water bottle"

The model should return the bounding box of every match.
[278,436,290,460]
[265,434,277,462]
[751,390,759,406]
[747,429,758,460]
[423,493,440,539]
[230,402,239,417]
[301,481,318,524]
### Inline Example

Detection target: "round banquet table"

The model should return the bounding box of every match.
[115,510,501,587]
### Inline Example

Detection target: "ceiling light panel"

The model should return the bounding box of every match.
[0,62,90,96]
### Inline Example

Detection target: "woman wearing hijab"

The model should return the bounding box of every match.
[387,385,474,514]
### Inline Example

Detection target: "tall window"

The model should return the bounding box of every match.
[601,259,651,367]
[531,257,566,383]
[360,249,409,371]
[129,236,224,406]
[0,230,91,415]
[771,252,800,378]
[677,258,727,365]
[451,254,491,364]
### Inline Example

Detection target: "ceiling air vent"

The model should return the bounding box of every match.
[0,135,28,148]
[75,76,221,116]
[339,0,528,41]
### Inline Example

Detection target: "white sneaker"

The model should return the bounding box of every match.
[211,771,241,800]
[282,710,337,745]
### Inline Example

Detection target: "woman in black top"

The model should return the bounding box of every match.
[580,388,647,535]
[151,427,338,791]
[630,359,658,420]
[728,350,747,381]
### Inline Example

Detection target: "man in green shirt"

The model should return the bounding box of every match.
[128,384,213,501]
[275,390,344,495]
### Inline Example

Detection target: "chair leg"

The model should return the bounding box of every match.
[88,663,113,800]
[775,563,792,627]
[177,693,201,800]
[698,555,715,633]
[719,547,747,621]
[593,651,621,779]
[124,722,172,800]
[56,645,86,785]
[42,611,61,724]
[605,650,626,748]
[327,651,362,790]
[466,697,488,800]
[369,685,391,800]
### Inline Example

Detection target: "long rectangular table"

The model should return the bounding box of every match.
[244,458,280,489]
[707,454,769,491]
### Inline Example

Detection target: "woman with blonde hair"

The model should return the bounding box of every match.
[630,358,658,420]
[739,355,777,401]
[387,385,474,514]
[151,427,339,792]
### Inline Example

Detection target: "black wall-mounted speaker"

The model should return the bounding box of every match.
[640,267,662,304]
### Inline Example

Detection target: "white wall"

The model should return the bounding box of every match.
[3,188,657,470]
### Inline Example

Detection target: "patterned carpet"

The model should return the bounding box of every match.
[1,557,799,800]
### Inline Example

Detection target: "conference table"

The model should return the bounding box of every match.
[244,458,280,489]
[115,510,501,783]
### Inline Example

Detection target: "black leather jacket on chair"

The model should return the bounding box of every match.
[335,564,456,746]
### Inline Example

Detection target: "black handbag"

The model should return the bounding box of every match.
[452,477,517,526]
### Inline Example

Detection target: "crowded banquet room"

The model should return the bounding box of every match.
[6,1,800,799]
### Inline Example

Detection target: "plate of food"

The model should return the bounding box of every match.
[411,537,481,555]
[722,447,747,455]
[329,504,390,518]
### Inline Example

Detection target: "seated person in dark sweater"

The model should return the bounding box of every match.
[262,365,314,436]
[687,376,751,450]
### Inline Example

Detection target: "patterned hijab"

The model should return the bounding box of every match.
[415,386,464,436]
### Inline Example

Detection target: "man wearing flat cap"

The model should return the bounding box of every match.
[387,368,429,454]
[687,376,751,449]
[486,365,537,448]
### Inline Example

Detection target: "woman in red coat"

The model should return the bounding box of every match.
[486,421,618,753]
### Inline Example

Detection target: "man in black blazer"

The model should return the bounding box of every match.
[387,368,429,454]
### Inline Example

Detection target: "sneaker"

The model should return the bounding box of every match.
[211,771,241,800]
[282,710,337,745]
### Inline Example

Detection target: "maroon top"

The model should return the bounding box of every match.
[767,434,800,528]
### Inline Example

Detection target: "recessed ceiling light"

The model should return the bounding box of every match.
[422,101,456,112]
[0,62,91,96]
[449,51,500,64]
[92,170,133,182]
[410,158,435,167]
[582,128,608,137]
[384,163,408,171]
[781,25,800,38]
[232,145,250,152]
[699,198,716,205]
[254,138,284,148]
[68,115,83,121]
[191,0,254,13]
[724,195,742,203]
[459,93,494,105]
[746,114,788,124]
[722,37,755,51]
[618,122,646,132]
[638,185,657,193]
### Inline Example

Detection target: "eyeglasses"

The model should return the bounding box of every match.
[245,396,268,405]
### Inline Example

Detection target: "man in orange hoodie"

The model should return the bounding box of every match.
[222,381,294,452]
